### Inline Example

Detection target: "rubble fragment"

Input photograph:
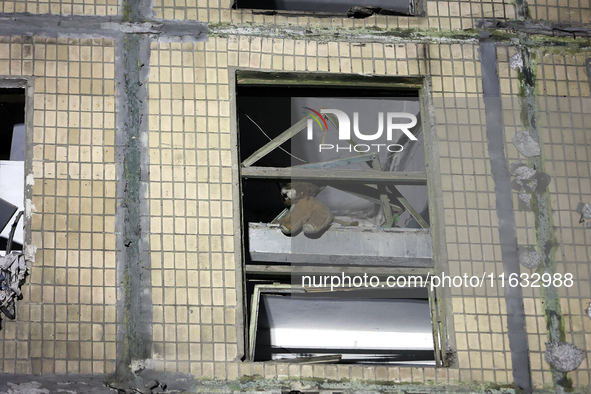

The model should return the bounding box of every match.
[545,342,585,372]
[513,165,536,182]
[518,192,531,210]
[510,51,524,71]
[512,131,541,157]
[511,165,537,193]
[576,202,591,224]
[518,246,541,269]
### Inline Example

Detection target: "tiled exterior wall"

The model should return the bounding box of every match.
[0,36,117,375]
[148,39,237,377]
[493,47,591,388]
[0,0,118,15]
[0,0,589,391]
[143,37,528,383]
[529,0,591,23]
[431,45,514,383]
[535,52,591,387]
[146,38,441,381]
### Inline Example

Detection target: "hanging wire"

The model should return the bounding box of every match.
[239,109,308,164]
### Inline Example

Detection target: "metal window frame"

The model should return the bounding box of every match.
[248,277,444,365]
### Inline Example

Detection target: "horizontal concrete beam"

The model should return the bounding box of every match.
[478,18,591,37]
[241,166,428,185]
[0,13,207,41]
[248,223,433,267]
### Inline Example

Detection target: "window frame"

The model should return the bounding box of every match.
[229,70,453,366]
[247,274,445,365]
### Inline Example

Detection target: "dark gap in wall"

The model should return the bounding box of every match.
[232,0,414,17]
[237,94,291,267]
[0,88,25,161]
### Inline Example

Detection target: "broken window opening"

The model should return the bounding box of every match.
[0,84,28,323]
[0,88,25,253]
[235,72,444,366]
[232,0,416,18]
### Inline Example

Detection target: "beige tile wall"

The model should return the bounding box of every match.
[144,37,534,384]
[529,0,591,23]
[496,48,554,388]
[535,52,591,387]
[0,0,588,388]
[431,44,516,384]
[0,0,118,15]
[148,39,237,377]
[494,46,591,388]
[0,36,117,374]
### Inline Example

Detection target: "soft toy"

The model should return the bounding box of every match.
[278,182,334,236]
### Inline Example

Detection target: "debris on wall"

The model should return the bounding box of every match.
[107,379,167,394]
[510,163,536,191]
[518,193,531,210]
[518,246,541,269]
[290,382,312,392]
[544,342,585,373]
[511,163,536,210]
[510,162,551,212]
[512,164,537,185]
[510,51,523,71]
[512,131,541,157]
[576,202,591,226]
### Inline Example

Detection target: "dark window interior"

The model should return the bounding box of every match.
[0,89,25,161]
[233,0,414,17]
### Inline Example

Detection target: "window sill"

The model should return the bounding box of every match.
[248,222,433,267]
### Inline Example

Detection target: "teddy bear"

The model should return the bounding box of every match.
[278,182,334,236]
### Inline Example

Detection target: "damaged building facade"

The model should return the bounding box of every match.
[0,0,590,392]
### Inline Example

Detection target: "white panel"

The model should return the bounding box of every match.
[0,161,24,245]
[259,294,434,351]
